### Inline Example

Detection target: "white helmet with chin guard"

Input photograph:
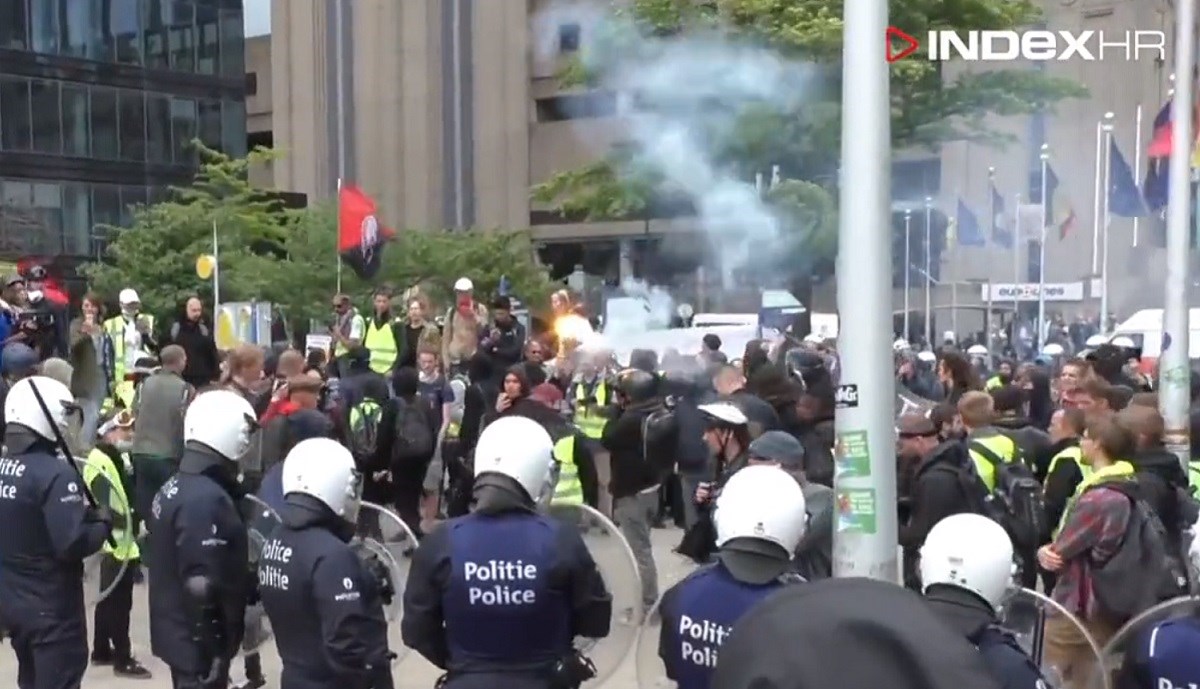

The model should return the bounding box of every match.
[4,376,75,441]
[184,389,258,461]
[473,416,556,503]
[920,513,1015,611]
[714,465,808,554]
[282,438,363,523]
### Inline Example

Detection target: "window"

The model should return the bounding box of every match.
[196,2,219,74]
[30,182,63,255]
[220,98,245,157]
[169,0,196,72]
[29,0,57,54]
[62,184,91,257]
[0,77,32,151]
[245,72,257,96]
[0,0,29,49]
[534,93,617,122]
[146,94,171,162]
[91,87,119,159]
[61,84,90,156]
[197,99,221,150]
[892,159,941,201]
[144,0,169,68]
[118,90,146,161]
[110,0,143,64]
[62,0,102,59]
[558,23,581,53]
[91,184,120,254]
[170,96,196,162]
[119,185,146,225]
[219,8,243,76]
[29,79,61,154]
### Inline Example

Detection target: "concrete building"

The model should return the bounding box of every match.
[250,0,1189,326]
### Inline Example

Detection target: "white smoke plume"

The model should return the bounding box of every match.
[533,3,825,287]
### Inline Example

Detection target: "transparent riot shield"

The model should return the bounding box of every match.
[240,494,281,656]
[546,503,642,687]
[1090,596,1200,689]
[354,500,417,664]
[76,457,135,610]
[636,596,676,689]
[999,587,1104,689]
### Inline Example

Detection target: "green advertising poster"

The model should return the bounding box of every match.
[835,488,878,535]
[835,430,871,478]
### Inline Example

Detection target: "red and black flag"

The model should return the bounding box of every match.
[338,184,395,281]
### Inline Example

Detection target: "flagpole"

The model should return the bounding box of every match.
[1100,112,1114,333]
[923,196,933,347]
[212,218,220,314]
[336,178,344,294]
[903,209,911,341]
[334,0,347,295]
[986,166,996,354]
[1091,120,1103,274]
[1133,104,1143,247]
[1038,145,1049,352]
[1013,193,1021,319]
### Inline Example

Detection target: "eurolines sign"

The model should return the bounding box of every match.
[886,26,1166,62]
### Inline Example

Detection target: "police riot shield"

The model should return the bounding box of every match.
[76,457,134,610]
[1088,596,1200,689]
[545,502,642,688]
[354,500,417,664]
[635,595,676,689]
[240,494,281,656]
[999,586,1104,688]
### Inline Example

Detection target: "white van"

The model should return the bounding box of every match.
[1109,308,1200,372]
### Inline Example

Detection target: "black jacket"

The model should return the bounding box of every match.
[479,319,526,374]
[992,416,1052,471]
[601,399,666,499]
[925,587,1045,689]
[165,317,220,388]
[900,441,975,587]
[796,418,836,488]
[725,388,780,439]
[1042,437,1083,536]
[1132,445,1194,552]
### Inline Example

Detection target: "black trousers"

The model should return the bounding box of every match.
[9,615,88,689]
[131,454,178,530]
[92,556,135,660]
[171,666,228,689]
[392,459,429,538]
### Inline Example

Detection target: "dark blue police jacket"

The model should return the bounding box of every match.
[256,463,285,514]
[146,469,249,673]
[441,512,574,668]
[0,448,109,623]
[1124,616,1200,689]
[658,563,786,689]
[258,504,390,689]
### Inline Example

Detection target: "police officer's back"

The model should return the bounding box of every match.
[402,416,612,689]
[658,465,808,689]
[259,438,393,689]
[147,389,255,686]
[920,514,1047,689]
[0,376,113,689]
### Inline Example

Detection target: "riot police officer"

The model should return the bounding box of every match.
[258,437,393,689]
[919,514,1046,689]
[0,376,113,689]
[147,389,256,689]
[402,415,612,689]
[657,464,807,689]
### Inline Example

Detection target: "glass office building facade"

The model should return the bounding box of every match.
[0,0,246,267]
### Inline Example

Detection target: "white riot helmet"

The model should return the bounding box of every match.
[916,350,937,364]
[698,402,749,427]
[1085,334,1107,347]
[966,344,988,356]
[893,338,910,352]
[919,514,1015,611]
[1041,342,1065,357]
[282,438,363,523]
[184,389,258,461]
[4,375,75,441]
[715,465,808,554]
[473,416,556,503]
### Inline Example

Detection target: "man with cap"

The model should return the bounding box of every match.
[441,277,489,376]
[746,431,833,580]
[0,273,27,348]
[103,288,156,410]
[657,465,808,689]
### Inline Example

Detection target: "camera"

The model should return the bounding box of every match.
[16,309,52,331]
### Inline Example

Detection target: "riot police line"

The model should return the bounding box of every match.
[2,374,1200,689]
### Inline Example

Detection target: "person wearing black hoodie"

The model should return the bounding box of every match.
[162,296,220,389]
[1120,405,1200,557]
[989,385,1052,468]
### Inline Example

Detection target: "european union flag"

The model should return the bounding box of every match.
[955,198,986,247]
[1108,140,1146,217]
[990,183,1011,248]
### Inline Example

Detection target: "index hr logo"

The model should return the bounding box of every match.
[886,27,1166,63]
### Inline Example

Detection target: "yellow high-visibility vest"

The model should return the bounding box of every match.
[1188,460,1200,494]
[103,314,154,410]
[968,434,1019,493]
[1053,460,1135,538]
[82,448,139,561]
[552,435,583,505]
[985,376,1003,391]
[364,318,399,374]
[1046,445,1092,484]
[334,312,365,358]
[574,381,608,439]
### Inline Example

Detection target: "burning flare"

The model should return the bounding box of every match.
[554,314,595,358]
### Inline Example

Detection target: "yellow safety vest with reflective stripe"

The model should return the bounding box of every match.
[1046,445,1092,484]
[82,448,139,561]
[1188,460,1200,494]
[985,376,1003,391]
[103,314,155,410]
[1053,460,1135,538]
[334,312,365,358]
[364,318,399,374]
[967,433,1019,493]
[574,381,608,439]
[552,435,583,505]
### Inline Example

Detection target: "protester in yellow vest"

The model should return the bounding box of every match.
[363,289,402,375]
[329,293,365,377]
[552,435,584,505]
[1043,408,1090,533]
[571,356,610,441]
[957,391,1020,492]
[102,288,156,411]
[82,410,152,678]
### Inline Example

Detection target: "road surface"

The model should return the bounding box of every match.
[0,525,694,689]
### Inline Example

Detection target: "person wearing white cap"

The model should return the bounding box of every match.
[103,288,156,411]
[441,276,489,374]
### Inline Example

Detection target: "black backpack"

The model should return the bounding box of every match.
[642,403,678,475]
[1087,480,1189,621]
[392,398,435,462]
[347,399,383,461]
[967,441,1047,551]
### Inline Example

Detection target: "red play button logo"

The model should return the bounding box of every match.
[886,26,920,62]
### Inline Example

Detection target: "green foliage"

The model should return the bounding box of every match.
[83,148,556,328]
[765,178,837,277]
